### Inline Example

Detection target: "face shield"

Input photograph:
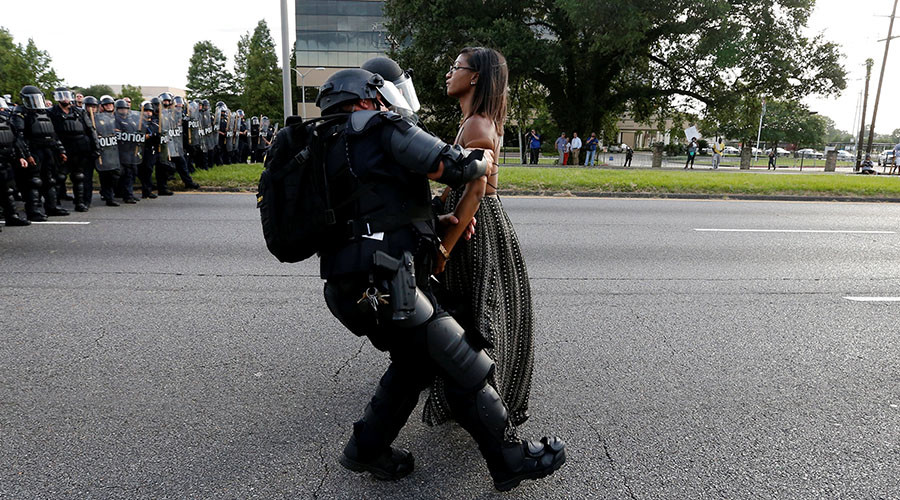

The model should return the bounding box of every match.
[377,80,412,115]
[394,73,420,113]
[0,97,7,109]
[53,90,74,103]
[22,93,46,110]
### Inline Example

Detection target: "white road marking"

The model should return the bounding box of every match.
[694,228,894,234]
[1,221,91,225]
[844,297,900,302]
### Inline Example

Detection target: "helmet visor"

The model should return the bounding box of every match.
[53,90,74,103]
[22,93,46,109]
[377,80,412,114]
[394,75,420,113]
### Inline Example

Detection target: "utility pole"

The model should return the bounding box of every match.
[866,0,900,157]
[856,59,874,170]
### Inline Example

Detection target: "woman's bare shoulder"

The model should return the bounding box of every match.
[459,115,497,149]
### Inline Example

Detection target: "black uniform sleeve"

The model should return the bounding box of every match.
[10,109,31,159]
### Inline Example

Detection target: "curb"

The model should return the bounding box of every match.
[183,187,900,203]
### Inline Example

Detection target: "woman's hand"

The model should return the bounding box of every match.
[438,213,477,240]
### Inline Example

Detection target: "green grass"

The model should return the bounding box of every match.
[496,167,900,197]
[189,163,900,198]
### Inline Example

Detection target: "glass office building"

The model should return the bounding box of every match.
[295,0,388,68]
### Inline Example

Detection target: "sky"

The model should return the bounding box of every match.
[2,0,899,134]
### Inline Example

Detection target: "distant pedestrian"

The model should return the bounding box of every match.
[624,146,633,167]
[528,129,541,164]
[712,137,724,169]
[684,137,698,169]
[564,139,571,166]
[555,132,567,165]
[585,132,599,166]
[570,132,581,166]
[767,149,776,170]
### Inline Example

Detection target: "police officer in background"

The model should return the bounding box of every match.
[215,101,227,166]
[236,110,249,164]
[12,85,69,220]
[0,96,31,228]
[306,69,565,491]
[49,86,97,212]
[161,94,199,190]
[139,99,159,199]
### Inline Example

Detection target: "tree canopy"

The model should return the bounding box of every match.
[0,27,61,98]
[186,40,235,107]
[243,20,283,124]
[384,0,846,142]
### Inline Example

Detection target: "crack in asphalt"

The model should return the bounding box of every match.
[579,415,639,500]
[627,304,677,358]
[333,341,366,383]
[312,441,330,499]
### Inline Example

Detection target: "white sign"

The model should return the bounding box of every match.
[684,126,701,142]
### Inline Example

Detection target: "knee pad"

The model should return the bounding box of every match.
[73,172,85,182]
[31,177,42,189]
[426,315,493,391]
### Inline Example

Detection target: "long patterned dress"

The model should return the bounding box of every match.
[422,187,534,427]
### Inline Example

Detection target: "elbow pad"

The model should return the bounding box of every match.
[436,148,488,188]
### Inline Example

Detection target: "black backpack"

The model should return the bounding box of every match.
[257,114,347,263]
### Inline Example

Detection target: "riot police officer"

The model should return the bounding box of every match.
[158,94,199,191]
[215,101,227,166]
[12,85,69,220]
[0,96,31,228]
[138,100,159,199]
[236,110,249,164]
[48,86,97,212]
[305,69,566,491]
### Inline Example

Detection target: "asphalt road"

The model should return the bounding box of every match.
[2,194,899,499]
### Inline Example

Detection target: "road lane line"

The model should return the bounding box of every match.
[695,228,894,234]
[1,221,91,225]
[844,297,900,302]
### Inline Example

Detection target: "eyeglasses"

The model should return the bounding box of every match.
[449,64,476,74]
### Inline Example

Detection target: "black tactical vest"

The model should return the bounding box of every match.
[58,111,86,137]
[0,116,15,150]
[27,111,57,144]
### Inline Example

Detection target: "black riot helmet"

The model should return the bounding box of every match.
[142,101,153,112]
[361,56,420,113]
[83,95,99,107]
[214,100,224,109]
[316,68,411,115]
[115,98,129,109]
[150,97,160,111]
[174,96,185,107]
[52,86,75,105]
[251,116,259,126]
[99,95,115,106]
[20,85,46,110]
[200,99,209,109]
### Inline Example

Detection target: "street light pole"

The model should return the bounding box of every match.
[755,97,766,163]
[292,67,325,119]
[279,0,292,122]
[856,59,874,170]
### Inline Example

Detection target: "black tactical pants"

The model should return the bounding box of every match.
[0,160,24,220]
[155,159,174,192]
[138,151,157,196]
[13,160,41,217]
[116,163,138,200]
[31,146,60,213]
[324,277,513,464]
[61,153,90,208]
[98,168,120,202]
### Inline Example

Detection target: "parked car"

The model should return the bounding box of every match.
[796,148,823,159]
[879,150,896,166]
[836,150,854,161]
[722,146,741,155]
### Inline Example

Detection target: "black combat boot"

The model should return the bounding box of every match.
[447,382,566,491]
[338,366,421,481]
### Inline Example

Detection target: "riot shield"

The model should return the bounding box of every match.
[201,107,214,152]
[115,109,144,166]
[187,101,202,149]
[225,110,235,153]
[257,116,270,151]
[158,107,172,161]
[94,111,122,172]
[167,107,184,158]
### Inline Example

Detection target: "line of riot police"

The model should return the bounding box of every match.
[0,85,276,232]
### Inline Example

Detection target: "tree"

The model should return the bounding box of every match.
[384,0,846,141]
[244,20,282,123]
[0,27,62,98]
[74,84,115,99]
[186,40,235,107]
[116,84,144,109]
[233,32,251,108]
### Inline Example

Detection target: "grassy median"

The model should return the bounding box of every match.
[184,163,900,199]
